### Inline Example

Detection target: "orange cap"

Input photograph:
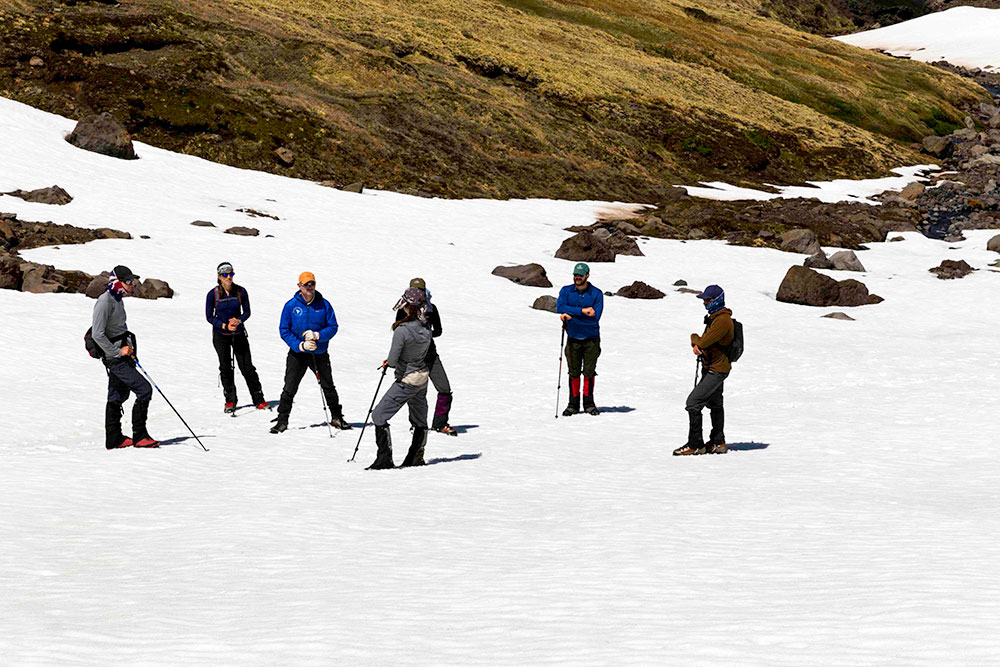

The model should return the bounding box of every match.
[298,271,316,285]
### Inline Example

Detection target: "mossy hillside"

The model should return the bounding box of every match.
[0,0,987,200]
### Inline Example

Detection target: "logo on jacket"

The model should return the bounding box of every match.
[293,307,303,316]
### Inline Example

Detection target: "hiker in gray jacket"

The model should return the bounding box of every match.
[91,265,158,449]
[367,288,432,470]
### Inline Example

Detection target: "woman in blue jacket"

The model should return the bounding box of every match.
[206,261,267,413]
[270,271,352,434]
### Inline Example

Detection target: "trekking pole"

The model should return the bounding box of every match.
[134,359,209,451]
[555,322,566,418]
[694,355,701,390]
[307,355,334,439]
[349,364,388,462]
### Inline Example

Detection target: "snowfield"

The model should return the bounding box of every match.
[835,6,1000,71]
[2,96,1000,665]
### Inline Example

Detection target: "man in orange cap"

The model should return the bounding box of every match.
[271,271,351,433]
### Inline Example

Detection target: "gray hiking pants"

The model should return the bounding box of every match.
[429,358,451,394]
[372,380,428,428]
[686,369,728,447]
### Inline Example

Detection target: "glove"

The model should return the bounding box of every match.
[303,330,319,341]
[300,339,317,352]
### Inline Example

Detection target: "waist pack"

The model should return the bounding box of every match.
[84,328,133,360]
[401,369,430,386]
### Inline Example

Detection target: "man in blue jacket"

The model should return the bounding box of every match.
[271,271,351,434]
[556,262,604,416]
[205,261,266,413]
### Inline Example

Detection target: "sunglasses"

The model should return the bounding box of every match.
[219,272,235,278]
[123,278,135,285]
[302,281,316,288]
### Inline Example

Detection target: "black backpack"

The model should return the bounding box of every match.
[84,327,133,360]
[723,319,744,363]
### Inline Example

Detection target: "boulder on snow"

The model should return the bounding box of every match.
[607,230,644,257]
[133,278,174,299]
[780,228,822,256]
[555,231,616,263]
[3,185,72,205]
[616,281,665,299]
[897,182,925,202]
[829,250,866,272]
[190,220,216,227]
[224,226,260,236]
[987,234,1000,253]
[776,266,882,307]
[342,181,364,193]
[531,295,558,312]
[85,273,110,298]
[492,263,552,287]
[804,250,834,269]
[929,259,975,280]
[822,312,855,321]
[66,112,137,160]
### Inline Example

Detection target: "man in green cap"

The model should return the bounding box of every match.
[556,262,604,415]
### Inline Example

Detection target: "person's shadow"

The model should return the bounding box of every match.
[426,453,482,466]
[597,406,635,413]
[727,442,769,452]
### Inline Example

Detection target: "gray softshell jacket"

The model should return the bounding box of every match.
[387,320,431,381]
[92,290,128,359]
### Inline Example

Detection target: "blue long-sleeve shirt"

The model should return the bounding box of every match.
[206,285,251,335]
[279,290,339,354]
[556,283,603,339]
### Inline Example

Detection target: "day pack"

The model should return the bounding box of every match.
[723,319,744,363]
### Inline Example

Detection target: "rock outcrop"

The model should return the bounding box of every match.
[492,263,552,287]
[615,281,665,299]
[776,266,882,307]
[66,112,137,160]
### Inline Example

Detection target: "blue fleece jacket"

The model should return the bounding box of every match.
[279,290,339,354]
[556,283,603,339]
[206,284,251,335]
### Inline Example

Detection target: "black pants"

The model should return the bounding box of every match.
[213,330,264,404]
[277,351,343,423]
[565,336,600,378]
[686,369,727,447]
[104,357,154,445]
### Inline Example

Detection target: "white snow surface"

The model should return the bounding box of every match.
[2,96,1000,665]
[681,165,936,204]
[835,6,1000,71]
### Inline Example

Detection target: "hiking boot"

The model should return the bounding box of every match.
[106,437,133,450]
[582,376,598,415]
[255,401,270,410]
[562,376,581,416]
[134,437,159,448]
[673,444,706,456]
[329,416,353,430]
[707,442,727,454]
[402,426,427,467]
[433,425,459,437]
[367,425,394,470]
[270,419,288,434]
[585,405,600,416]
[562,404,580,417]
[224,402,237,414]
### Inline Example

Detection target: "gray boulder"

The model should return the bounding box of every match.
[133,278,174,300]
[777,266,882,307]
[836,279,883,306]
[555,231,615,263]
[922,135,952,157]
[66,112,137,160]
[531,295,558,312]
[224,226,260,236]
[492,263,552,287]
[988,234,1000,253]
[929,259,975,280]
[3,185,72,205]
[616,281,665,299]
[829,250,866,272]
[191,220,216,227]
[607,230,644,257]
[0,254,20,289]
[342,182,364,193]
[897,182,925,201]
[780,229,822,256]
[85,273,110,298]
[822,312,855,321]
[804,250,834,269]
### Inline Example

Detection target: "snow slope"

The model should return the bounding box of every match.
[835,6,1000,71]
[2,96,1000,665]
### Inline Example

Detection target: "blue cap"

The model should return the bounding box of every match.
[573,262,590,276]
[696,284,724,300]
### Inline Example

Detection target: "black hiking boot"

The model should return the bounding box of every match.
[402,426,427,467]
[367,425,395,470]
[562,376,581,416]
[270,417,288,434]
[329,416,353,430]
[673,444,706,456]
[706,442,728,454]
[582,375,599,415]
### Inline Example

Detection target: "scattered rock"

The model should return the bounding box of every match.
[236,208,279,220]
[133,278,174,300]
[224,226,260,236]
[491,263,552,287]
[274,147,295,166]
[889,236,905,242]
[616,281,665,299]
[780,228,822,255]
[921,135,952,157]
[607,230,643,256]
[531,295,558,312]
[897,182,925,201]
[776,266,882,307]
[28,56,45,68]
[342,182,364,193]
[822,312,855,321]
[554,231,615,263]
[687,227,707,240]
[988,234,1000,253]
[804,250,834,269]
[2,185,72,205]
[0,255,20,289]
[829,249,866,272]
[66,112,137,160]
[929,259,975,280]
[190,220,216,227]
[673,279,687,286]
[85,273,109,298]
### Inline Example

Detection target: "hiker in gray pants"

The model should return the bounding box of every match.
[368,289,432,470]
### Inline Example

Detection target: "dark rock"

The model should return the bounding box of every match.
[921,135,952,157]
[236,208,279,220]
[777,266,882,307]
[780,228,822,255]
[687,227,707,240]
[191,220,216,227]
[133,278,174,299]
[607,230,643,256]
[822,312,855,321]
[140,235,150,239]
[66,112,137,160]
[274,147,295,166]
[531,295,558,312]
[3,185,72,205]
[555,231,615,263]
[889,236,905,242]
[616,281,665,299]
[492,263,552,287]
[673,279,687,286]
[224,226,260,236]
[988,234,1000,253]
[0,255,20,289]
[85,273,110,298]
[804,250,834,269]
[829,249,866,272]
[897,182,925,202]
[836,279,883,306]
[20,265,61,293]
[343,182,364,193]
[929,259,975,280]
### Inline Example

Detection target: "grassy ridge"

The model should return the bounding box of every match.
[0,0,987,199]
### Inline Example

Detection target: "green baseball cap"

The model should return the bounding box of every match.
[572,262,590,276]
[409,277,426,289]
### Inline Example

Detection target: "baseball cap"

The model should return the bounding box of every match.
[572,262,590,276]
[299,271,316,285]
[112,265,139,282]
[696,284,724,300]
[409,277,426,289]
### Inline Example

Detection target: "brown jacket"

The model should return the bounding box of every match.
[691,308,734,374]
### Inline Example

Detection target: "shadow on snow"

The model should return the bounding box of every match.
[727,441,769,452]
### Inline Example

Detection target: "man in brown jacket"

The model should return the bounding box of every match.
[675,284,734,456]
